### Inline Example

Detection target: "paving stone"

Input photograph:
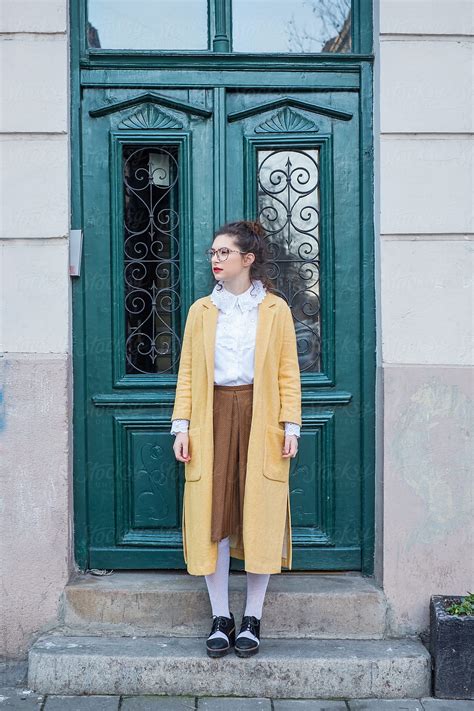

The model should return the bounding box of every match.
[420,700,474,710]
[43,695,119,709]
[122,696,197,709]
[0,686,44,708]
[197,698,271,709]
[348,700,424,710]
[274,700,349,709]
[0,661,28,687]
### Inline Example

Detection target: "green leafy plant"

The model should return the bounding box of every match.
[445,591,474,616]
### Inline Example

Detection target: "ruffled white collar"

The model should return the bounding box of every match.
[210,278,267,314]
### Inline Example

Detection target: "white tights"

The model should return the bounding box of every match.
[204,536,270,643]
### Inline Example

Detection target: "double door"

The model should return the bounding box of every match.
[76,82,371,571]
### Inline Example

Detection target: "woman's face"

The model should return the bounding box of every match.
[210,234,254,281]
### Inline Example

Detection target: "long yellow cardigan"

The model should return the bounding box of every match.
[171,290,302,575]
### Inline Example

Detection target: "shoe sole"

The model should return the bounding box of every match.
[234,645,259,657]
[206,645,232,658]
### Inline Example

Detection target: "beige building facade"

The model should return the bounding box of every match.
[0,0,472,661]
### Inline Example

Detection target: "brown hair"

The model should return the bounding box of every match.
[212,219,276,295]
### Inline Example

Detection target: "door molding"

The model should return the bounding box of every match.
[89,91,214,119]
[227,97,353,124]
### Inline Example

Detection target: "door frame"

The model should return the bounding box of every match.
[70,0,376,574]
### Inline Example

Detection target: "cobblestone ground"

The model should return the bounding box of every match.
[0,687,473,710]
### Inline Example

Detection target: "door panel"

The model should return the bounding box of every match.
[80,85,365,571]
[226,90,362,569]
[82,89,214,567]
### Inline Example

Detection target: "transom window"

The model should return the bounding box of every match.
[87,0,209,50]
[86,0,352,53]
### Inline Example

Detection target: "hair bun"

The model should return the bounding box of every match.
[244,219,266,239]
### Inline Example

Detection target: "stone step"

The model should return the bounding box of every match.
[62,571,388,639]
[28,633,431,699]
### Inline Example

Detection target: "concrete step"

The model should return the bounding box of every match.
[62,571,388,639]
[28,633,431,699]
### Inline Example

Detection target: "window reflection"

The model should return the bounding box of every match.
[87,0,208,50]
[232,0,351,53]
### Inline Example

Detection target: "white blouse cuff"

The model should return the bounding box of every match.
[284,421,301,438]
[172,419,300,438]
[171,419,190,435]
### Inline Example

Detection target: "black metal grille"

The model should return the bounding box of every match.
[257,147,322,372]
[122,145,181,375]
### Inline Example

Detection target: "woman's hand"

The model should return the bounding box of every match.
[173,432,191,463]
[282,434,298,459]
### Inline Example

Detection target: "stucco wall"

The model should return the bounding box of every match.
[378,0,473,634]
[0,0,72,659]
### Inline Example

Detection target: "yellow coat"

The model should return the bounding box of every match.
[171,290,302,575]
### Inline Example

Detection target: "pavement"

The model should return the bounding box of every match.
[0,687,473,710]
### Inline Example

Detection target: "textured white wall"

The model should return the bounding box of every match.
[379,0,474,634]
[0,0,72,659]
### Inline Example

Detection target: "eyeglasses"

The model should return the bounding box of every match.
[204,247,247,262]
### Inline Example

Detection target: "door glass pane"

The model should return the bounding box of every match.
[122,145,181,375]
[257,147,321,372]
[87,0,208,50]
[232,0,351,53]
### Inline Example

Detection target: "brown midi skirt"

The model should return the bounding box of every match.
[211,382,254,548]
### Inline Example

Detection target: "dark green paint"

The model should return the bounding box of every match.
[71,0,375,574]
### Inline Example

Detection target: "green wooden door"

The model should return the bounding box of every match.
[225,90,365,571]
[77,83,373,572]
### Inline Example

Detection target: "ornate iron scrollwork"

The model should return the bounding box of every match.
[257,148,322,372]
[122,145,181,375]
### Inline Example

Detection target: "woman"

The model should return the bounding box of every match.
[171,220,302,658]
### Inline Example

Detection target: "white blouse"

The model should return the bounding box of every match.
[171,278,301,438]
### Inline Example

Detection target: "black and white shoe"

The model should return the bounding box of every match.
[206,612,236,658]
[234,615,261,657]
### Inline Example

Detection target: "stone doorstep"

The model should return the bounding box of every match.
[27,634,431,699]
[62,572,388,639]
